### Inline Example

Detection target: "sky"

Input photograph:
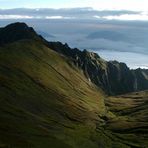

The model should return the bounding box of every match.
[0,0,148,11]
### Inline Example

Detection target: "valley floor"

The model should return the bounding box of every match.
[105,91,148,148]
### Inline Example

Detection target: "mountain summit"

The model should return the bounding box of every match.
[0,22,45,45]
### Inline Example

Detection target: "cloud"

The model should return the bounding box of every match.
[0,14,33,19]
[101,13,148,21]
[0,8,145,21]
[0,0,148,12]
[0,14,75,19]
[45,16,74,19]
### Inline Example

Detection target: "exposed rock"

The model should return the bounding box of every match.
[48,42,148,95]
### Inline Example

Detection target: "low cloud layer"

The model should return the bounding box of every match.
[0,8,146,21]
[0,8,148,68]
[0,14,33,19]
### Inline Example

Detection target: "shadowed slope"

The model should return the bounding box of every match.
[0,39,107,148]
[0,39,147,148]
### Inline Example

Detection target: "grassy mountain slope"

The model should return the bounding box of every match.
[0,23,148,148]
[0,39,148,148]
[0,39,113,148]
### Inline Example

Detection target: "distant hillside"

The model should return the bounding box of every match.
[0,22,148,148]
[87,30,128,41]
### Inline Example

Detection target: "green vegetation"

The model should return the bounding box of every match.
[105,91,148,147]
[0,39,105,148]
[0,39,148,147]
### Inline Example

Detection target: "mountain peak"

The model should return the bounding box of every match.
[0,22,43,45]
[5,22,29,29]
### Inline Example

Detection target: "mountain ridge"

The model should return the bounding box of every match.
[48,41,148,95]
[0,22,148,95]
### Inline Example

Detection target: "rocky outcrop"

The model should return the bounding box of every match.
[132,68,148,91]
[48,42,148,95]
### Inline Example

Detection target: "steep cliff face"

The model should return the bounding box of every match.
[132,68,148,91]
[104,61,133,94]
[48,42,148,95]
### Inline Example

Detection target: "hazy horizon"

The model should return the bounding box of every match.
[0,0,148,69]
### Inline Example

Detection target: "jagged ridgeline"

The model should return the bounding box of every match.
[0,22,148,148]
[47,42,148,95]
[1,23,147,95]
